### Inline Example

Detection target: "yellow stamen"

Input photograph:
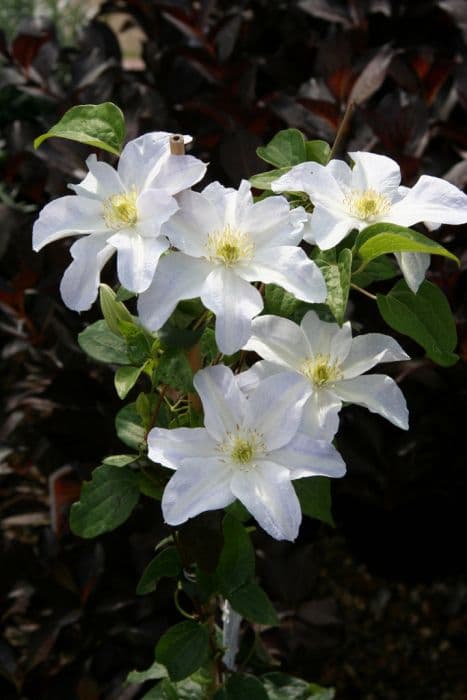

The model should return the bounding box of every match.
[300,354,342,387]
[344,188,390,221]
[103,190,138,229]
[231,437,255,464]
[206,225,254,267]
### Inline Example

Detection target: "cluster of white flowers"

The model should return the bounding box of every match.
[33,131,467,541]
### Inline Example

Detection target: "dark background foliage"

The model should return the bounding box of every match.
[1,1,467,698]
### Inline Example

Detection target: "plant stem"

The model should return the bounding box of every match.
[350,283,377,300]
[329,101,356,161]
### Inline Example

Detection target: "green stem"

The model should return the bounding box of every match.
[350,283,377,300]
[328,101,356,161]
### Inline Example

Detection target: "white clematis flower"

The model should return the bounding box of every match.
[32,132,206,311]
[241,311,410,441]
[148,365,346,542]
[137,180,327,354]
[272,151,467,292]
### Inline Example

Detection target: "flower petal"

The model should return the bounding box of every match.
[244,315,309,369]
[239,246,327,303]
[137,252,211,331]
[272,162,346,210]
[32,196,106,251]
[107,231,169,293]
[388,175,467,227]
[201,268,263,354]
[193,365,248,442]
[349,151,401,197]
[118,133,169,192]
[231,462,301,541]
[341,333,409,379]
[236,360,282,394]
[135,188,179,238]
[162,189,223,256]
[59,234,114,311]
[148,427,218,470]
[334,374,409,430]
[70,154,124,200]
[226,179,254,227]
[238,195,306,248]
[300,389,342,442]
[151,153,207,194]
[244,372,311,450]
[162,458,234,526]
[300,311,352,364]
[394,252,430,293]
[272,433,346,479]
[308,203,356,249]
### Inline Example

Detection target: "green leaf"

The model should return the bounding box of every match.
[142,680,178,700]
[222,674,268,700]
[355,223,459,265]
[138,470,165,500]
[159,323,203,350]
[118,320,154,365]
[99,283,134,336]
[115,286,136,302]
[262,673,335,700]
[229,582,278,625]
[376,280,458,366]
[305,140,330,164]
[216,514,255,595]
[294,477,334,526]
[351,255,399,288]
[137,547,182,595]
[115,402,146,450]
[70,465,139,538]
[127,661,168,684]
[250,167,291,191]
[102,454,139,467]
[264,284,314,324]
[154,349,194,392]
[78,320,131,364]
[257,129,307,168]
[155,621,210,682]
[34,102,125,155]
[114,365,144,399]
[316,248,352,325]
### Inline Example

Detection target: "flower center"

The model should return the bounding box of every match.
[344,188,390,221]
[300,354,342,387]
[206,225,255,267]
[231,437,255,464]
[218,429,266,471]
[103,190,138,229]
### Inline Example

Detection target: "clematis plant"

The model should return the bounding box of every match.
[30,104,463,698]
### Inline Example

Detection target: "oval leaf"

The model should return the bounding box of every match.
[316,248,352,325]
[305,140,330,164]
[115,365,144,400]
[115,403,146,450]
[34,102,125,155]
[78,320,131,365]
[216,514,255,595]
[229,582,278,626]
[257,129,306,168]
[376,279,458,367]
[294,477,334,526]
[70,465,140,538]
[137,547,182,595]
[222,674,268,700]
[355,223,459,264]
[155,621,210,682]
[250,167,291,191]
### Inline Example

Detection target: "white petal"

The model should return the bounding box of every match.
[308,204,357,250]
[388,175,467,227]
[201,268,263,354]
[231,462,301,541]
[150,153,207,194]
[202,181,236,220]
[334,374,409,430]
[272,432,346,479]
[244,372,311,450]
[236,360,282,394]
[193,365,248,442]
[341,333,409,379]
[226,179,254,227]
[32,196,106,251]
[162,189,223,256]
[107,232,169,293]
[300,389,342,442]
[135,189,179,238]
[238,196,306,248]
[148,427,218,470]
[327,158,353,188]
[118,133,169,192]
[239,246,327,303]
[245,315,309,369]
[59,234,114,311]
[137,252,211,331]
[349,151,401,197]
[300,311,352,364]
[162,458,234,526]
[272,162,346,211]
[394,252,430,293]
[70,154,124,200]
